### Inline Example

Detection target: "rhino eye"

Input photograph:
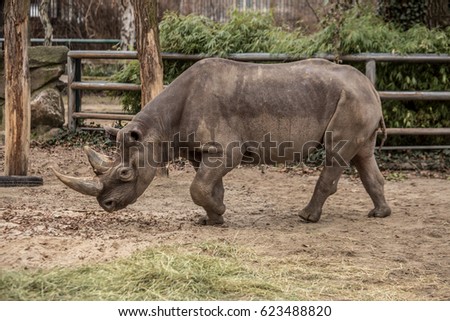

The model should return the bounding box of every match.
[118,167,134,181]
[130,130,141,142]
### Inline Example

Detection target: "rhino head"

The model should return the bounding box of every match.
[53,125,161,212]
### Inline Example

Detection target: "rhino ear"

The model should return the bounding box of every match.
[104,126,120,140]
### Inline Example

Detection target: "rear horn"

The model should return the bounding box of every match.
[83,146,114,174]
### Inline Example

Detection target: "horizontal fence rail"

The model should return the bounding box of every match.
[29,38,121,45]
[71,81,141,92]
[72,112,134,121]
[67,50,450,63]
[378,91,450,101]
[0,38,121,49]
[67,51,450,150]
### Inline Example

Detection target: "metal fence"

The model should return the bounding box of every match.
[0,38,121,51]
[67,50,450,150]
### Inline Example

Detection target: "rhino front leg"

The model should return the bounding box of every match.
[299,165,344,223]
[190,177,226,225]
[190,166,226,225]
[190,150,242,225]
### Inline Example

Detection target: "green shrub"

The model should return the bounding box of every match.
[111,60,141,114]
[112,11,309,112]
[328,8,450,145]
[112,7,450,146]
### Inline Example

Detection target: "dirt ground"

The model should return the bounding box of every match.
[1,143,449,299]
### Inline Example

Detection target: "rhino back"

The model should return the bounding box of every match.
[177,59,376,145]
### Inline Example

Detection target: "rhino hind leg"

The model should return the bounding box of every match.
[352,138,391,218]
[299,165,344,223]
[300,88,391,222]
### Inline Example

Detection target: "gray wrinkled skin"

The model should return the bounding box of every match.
[55,58,391,224]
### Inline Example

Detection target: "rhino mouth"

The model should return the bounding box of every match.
[99,197,137,212]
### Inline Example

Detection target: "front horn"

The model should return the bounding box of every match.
[83,146,114,174]
[52,167,103,197]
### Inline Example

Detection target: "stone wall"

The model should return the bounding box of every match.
[0,46,68,139]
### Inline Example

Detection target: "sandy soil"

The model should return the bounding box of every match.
[1,144,449,299]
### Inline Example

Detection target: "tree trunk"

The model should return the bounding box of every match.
[120,0,136,50]
[131,0,163,108]
[426,0,449,28]
[39,0,53,46]
[4,0,31,176]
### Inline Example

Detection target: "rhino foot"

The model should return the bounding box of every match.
[299,208,322,223]
[197,215,225,226]
[368,207,392,218]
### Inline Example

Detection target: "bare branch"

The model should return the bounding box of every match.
[39,0,53,46]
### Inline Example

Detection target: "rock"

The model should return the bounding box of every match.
[30,64,66,93]
[0,65,65,100]
[0,46,68,98]
[0,46,67,129]
[31,87,65,129]
[45,127,63,139]
[28,46,69,68]
[33,127,62,141]
[399,162,416,170]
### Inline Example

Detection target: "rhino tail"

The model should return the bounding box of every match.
[378,116,387,153]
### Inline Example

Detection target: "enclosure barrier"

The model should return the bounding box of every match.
[67,51,450,150]
[0,38,121,49]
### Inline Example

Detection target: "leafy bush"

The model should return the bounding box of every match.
[112,11,309,111]
[320,8,450,145]
[112,7,450,146]
[110,60,141,114]
[40,128,114,148]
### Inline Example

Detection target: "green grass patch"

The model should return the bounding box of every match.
[0,243,279,300]
[0,242,442,300]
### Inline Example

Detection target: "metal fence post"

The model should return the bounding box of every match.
[75,58,82,114]
[67,56,76,131]
[67,55,82,131]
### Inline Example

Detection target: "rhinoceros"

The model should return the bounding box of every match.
[54,58,391,224]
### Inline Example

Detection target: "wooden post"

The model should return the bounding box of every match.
[131,0,164,108]
[4,0,31,176]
